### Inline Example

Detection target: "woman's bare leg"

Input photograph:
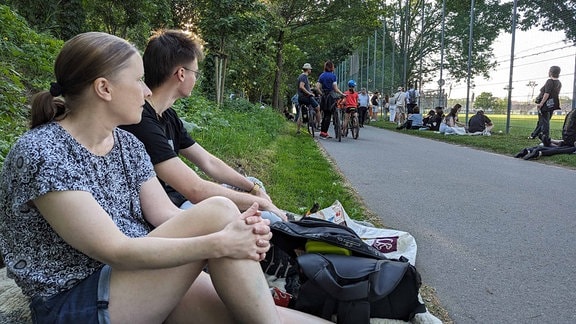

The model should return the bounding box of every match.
[107,197,278,323]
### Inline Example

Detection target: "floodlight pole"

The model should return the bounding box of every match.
[505,0,518,134]
[465,0,475,124]
[438,0,446,107]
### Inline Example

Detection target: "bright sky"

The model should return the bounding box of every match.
[437,28,575,101]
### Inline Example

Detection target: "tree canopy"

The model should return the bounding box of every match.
[2,0,573,108]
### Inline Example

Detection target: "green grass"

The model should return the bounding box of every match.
[372,113,576,169]
[178,98,373,222]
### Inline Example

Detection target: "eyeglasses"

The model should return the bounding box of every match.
[182,67,202,79]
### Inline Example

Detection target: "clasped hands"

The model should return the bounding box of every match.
[226,202,273,261]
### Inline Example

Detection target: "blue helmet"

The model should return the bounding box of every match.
[348,80,356,88]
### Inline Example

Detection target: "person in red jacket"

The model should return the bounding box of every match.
[342,80,359,135]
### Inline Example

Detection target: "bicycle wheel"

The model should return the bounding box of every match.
[332,105,341,142]
[342,110,349,138]
[307,106,315,137]
[352,113,360,139]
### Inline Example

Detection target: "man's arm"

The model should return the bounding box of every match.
[180,143,258,194]
[155,156,286,220]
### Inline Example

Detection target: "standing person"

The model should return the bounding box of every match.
[406,83,419,114]
[382,93,390,121]
[395,86,407,126]
[0,31,329,324]
[296,63,320,135]
[530,66,562,145]
[357,87,370,127]
[120,30,286,222]
[396,86,407,126]
[371,91,380,121]
[468,109,494,136]
[317,60,345,139]
[389,87,402,123]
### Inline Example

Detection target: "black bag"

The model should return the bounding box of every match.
[295,253,426,323]
[269,218,426,323]
[270,217,388,260]
[534,93,543,104]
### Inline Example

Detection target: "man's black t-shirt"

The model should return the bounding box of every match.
[120,101,195,206]
[468,113,491,133]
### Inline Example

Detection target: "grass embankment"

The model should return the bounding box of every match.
[180,97,372,220]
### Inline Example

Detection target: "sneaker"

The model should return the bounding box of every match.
[514,148,529,158]
[319,132,332,139]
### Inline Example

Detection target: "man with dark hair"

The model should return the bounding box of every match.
[468,109,494,135]
[121,30,286,221]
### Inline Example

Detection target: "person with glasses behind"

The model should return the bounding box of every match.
[121,29,286,223]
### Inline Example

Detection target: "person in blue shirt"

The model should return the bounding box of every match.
[316,61,345,139]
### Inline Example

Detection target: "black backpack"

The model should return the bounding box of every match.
[268,218,426,323]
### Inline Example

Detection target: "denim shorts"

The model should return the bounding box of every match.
[30,265,111,324]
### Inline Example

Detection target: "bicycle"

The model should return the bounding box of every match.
[341,107,360,140]
[296,103,317,137]
[331,96,347,142]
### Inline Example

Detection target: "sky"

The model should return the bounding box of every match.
[430,28,575,101]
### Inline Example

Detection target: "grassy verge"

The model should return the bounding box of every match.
[370,113,576,169]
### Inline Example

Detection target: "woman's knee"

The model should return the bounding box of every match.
[194,196,239,223]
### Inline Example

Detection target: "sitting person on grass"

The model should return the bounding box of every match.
[397,106,424,130]
[439,104,467,135]
[120,30,286,222]
[515,108,576,160]
[0,31,329,324]
[468,109,494,136]
[421,109,436,130]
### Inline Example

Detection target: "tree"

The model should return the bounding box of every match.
[474,92,498,112]
[83,0,168,48]
[4,0,85,40]
[388,0,511,84]
[262,0,381,109]
[518,0,576,42]
[189,0,268,105]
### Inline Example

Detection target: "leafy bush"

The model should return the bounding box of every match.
[0,5,63,165]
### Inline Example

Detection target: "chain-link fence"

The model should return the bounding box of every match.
[334,0,575,135]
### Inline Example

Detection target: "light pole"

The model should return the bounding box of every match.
[438,0,446,107]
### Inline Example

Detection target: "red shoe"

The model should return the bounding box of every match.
[319,132,332,139]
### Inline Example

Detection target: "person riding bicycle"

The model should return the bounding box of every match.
[296,63,320,134]
[316,60,345,139]
[342,80,359,136]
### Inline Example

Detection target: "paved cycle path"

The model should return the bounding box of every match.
[316,126,576,323]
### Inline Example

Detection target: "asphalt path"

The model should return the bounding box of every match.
[316,125,576,324]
